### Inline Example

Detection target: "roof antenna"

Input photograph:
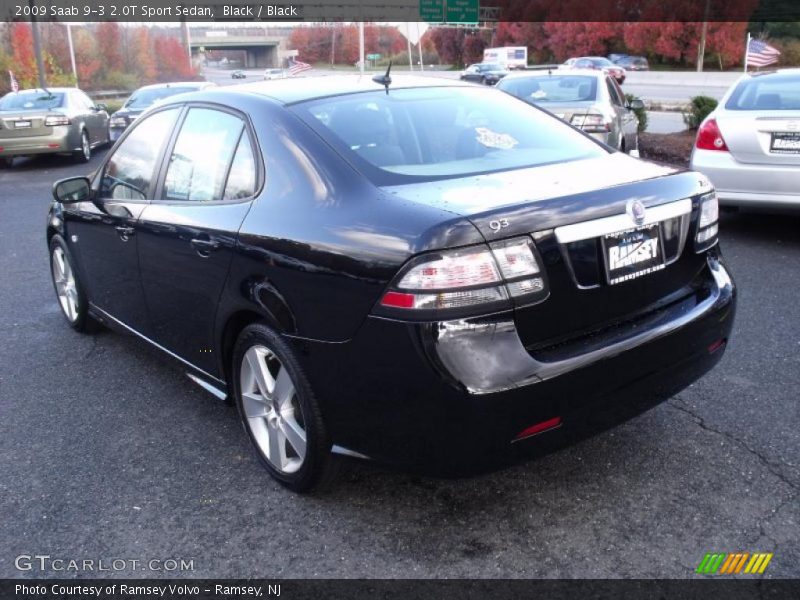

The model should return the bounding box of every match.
[372,61,392,95]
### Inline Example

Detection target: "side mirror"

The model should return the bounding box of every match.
[96,102,108,111]
[52,177,91,204]
[627,98,645,110]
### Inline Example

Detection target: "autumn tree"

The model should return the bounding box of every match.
[10,23,37,88]
[153,36,195,81]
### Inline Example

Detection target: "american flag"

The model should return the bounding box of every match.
[8,70,19,93]
[747,39,781,68]
[288,58,312,76]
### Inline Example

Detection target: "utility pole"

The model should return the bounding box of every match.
[696,0,711,72]
[29,0,47,88]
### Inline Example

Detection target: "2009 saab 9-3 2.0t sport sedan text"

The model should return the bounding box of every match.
[47,75,735,492]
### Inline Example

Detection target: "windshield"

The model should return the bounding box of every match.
[498,75,597,103]
[480,64,502,71]
[124,87,196,110]
[590,58,615,67]
[292,86,606,184]
[0,91,64,111]
[725,74,800,111]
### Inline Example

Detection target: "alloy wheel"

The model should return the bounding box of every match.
[52,246,79,322]
[81,131,91,161]
[240,345,307,474]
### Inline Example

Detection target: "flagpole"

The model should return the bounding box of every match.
[744,31,750,73]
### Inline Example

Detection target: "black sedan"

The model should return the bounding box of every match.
[47,76,735,492]
[460,63,509,85]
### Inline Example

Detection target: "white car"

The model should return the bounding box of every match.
[264,68,287,81]
[690,68,800,209]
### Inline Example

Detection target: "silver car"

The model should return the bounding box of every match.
[690,69,800,209]
[497,70,641,154]
[0,87,109,166]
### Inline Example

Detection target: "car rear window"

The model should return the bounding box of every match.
[0,92,64,110]
[725,74,800,110]
[498,75,597,103]
[124,87,197,110]
[292,86,606,184]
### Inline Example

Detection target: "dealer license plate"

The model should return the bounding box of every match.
[770,132,800,154]
[602,224,665,285]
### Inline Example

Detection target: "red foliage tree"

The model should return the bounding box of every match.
[95,22,123,73]
[431,28,467,67]
[10,23,37,88]
[153,36,194,81]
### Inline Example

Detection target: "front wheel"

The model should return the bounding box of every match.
[232,323,338,493]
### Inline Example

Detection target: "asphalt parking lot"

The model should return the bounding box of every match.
[0,151,798,579]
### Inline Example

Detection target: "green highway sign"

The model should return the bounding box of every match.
[366,53,382,60]
[419,0,444,23]
[446,0,479,24]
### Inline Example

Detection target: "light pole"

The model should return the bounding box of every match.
[65,23,78,86]
[29,0,47,88]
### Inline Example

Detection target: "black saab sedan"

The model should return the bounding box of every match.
[47,76,735,492]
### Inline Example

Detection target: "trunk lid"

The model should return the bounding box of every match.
[0,110,57,139]
[717,110,800,166]
[384,153,711,350]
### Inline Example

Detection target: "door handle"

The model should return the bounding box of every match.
[115,225,135,241]
[190,237,220,255]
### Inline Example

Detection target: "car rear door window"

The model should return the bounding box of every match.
[163,108,244,202]
[222,131,257,200]
[100,108,180,201]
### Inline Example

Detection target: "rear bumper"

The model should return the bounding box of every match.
[299,255,736,474]
[0,129,75,156]
[691,148,800,208]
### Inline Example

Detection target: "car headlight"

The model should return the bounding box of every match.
[110,117,128,128]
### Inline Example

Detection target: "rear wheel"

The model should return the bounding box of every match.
[232,323,338,492]
[74,130,90,163]
[49,234,94,332]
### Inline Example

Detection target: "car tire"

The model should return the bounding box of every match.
[1,157,12,168]
[74,130,91,163]
[49,234,95,333]
[232,323,339,493]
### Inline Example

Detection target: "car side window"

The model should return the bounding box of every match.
[606,78,624,106]
[100,108,180,201]
[163,108,244,202]
[222,131,257,200]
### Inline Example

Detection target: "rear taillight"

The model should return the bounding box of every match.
[695,192,719,251]
[695,119,728,151]
[44,115,70,127]
[378,237,548,318]
[571,113,610,133]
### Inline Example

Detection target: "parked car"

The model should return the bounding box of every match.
[567,57,627,84]
[264,68,287,81]
[497,70,642,153]
[459,63,509,85]
[0,87,108,165]
[47,76,735,492]
[690,68,800,209]
[616,56,650,71]
[231,70,246,79]
[108,82,216,142]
